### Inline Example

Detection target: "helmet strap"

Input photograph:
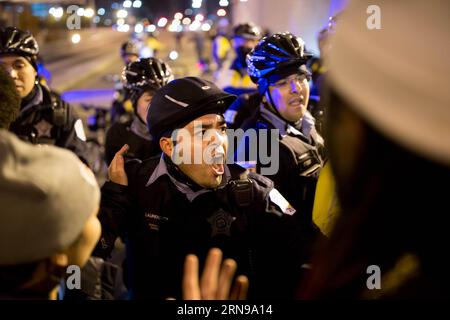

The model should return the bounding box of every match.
[266,89,278,115]
[257,78,268,95]
[264,83,293,124]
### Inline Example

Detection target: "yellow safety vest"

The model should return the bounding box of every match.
[312,161,340,236]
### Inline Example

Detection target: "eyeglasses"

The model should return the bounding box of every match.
[272,73,309,89]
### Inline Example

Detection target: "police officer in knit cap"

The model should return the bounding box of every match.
[94,77,320,299]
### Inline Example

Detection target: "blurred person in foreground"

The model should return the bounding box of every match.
[298,0,450,299]
[0,130,101,300]
[0,64,20,129]
[1,63,100,299]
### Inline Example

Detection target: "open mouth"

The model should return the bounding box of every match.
[210,151,225,176]
[289,95,304,107]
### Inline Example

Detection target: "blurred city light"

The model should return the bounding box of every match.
[195,14,204,21]
[192,0,202,9]
[56,8,64,18]
[97,8,106,16]
[133,1,142,8]
[51,7,64,18]
[117,9,128,18]
[135,23,144,33]
[169,50,179,60]
[123,0,132,8]
[168,24,177,32]
[172,19,181,26]
[117,18,125,25]
[117,24,130,32]
[217,9,227,16]
[140,46,153,58]
[84,8,95,18]
[201,23,211,32]
[77,8,85,16]
[189,20,201,31]
[157,17,168,27]
[182,17,191,25]
[174,12,183,20]
[71,33,81,44]
[93,16,101,24]
[185,9,193,15]
[147,24,156,32]
[219,0,229,7]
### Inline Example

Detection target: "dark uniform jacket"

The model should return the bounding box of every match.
[104,117,159,165]
[9,84,89,163]
[238,105,326,224]
[224,91,262,130]
[94,155,321,299]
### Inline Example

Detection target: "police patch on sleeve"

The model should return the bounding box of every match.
[269,188,296,216]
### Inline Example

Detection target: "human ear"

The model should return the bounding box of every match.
[159,137,173,157]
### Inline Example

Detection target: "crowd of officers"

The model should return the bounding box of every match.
[1,0,449,300]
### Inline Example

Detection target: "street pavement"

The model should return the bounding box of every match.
[41,28,210,108]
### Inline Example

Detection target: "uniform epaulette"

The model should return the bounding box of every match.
[248,171,273,189]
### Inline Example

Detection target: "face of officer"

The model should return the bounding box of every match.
[0,55,37,98]
[160,114,228,189]
[233,37,259,66]
[232,37,259,51]
[136,91,153,124]
[265,72,310,123]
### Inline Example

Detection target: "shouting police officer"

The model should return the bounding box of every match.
[94,77,320,299]
[0,27,89,163]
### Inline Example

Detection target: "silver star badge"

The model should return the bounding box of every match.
[207,209,236,237]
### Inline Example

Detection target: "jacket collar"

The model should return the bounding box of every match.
[20,84,43,115]
[130,117,152,141]
[146,154,231,202]
[259,103,316,141]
